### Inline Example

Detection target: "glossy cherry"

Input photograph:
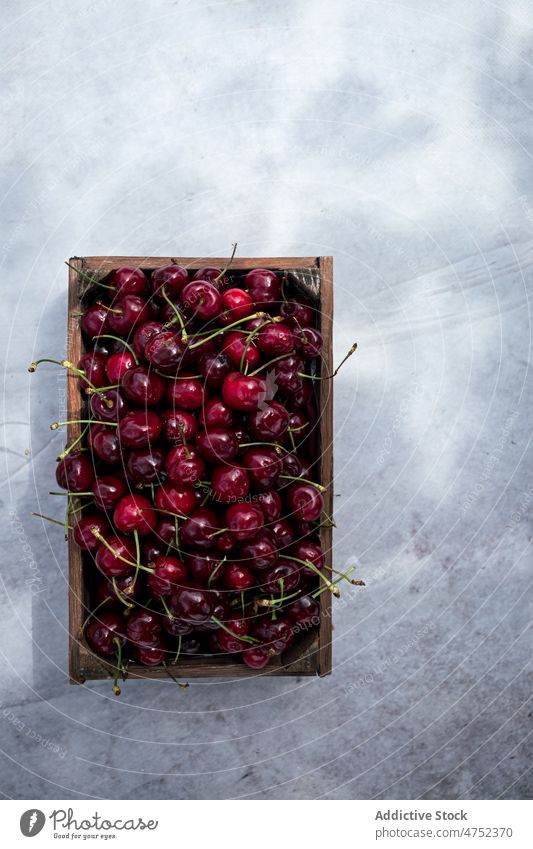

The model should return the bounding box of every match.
[241,645,275,669]
[132,320,164,359]
[223,562,256,591]
[126,447,165,483]
[286,594,320,627]
[72,512,108,551]
[95,535,135,578]
[196,351,232,390]
[105,351,136,384]
[144,330,191,373]
[240,528,279,570]
[279,297,315,327]
[219,288,253,324]
[269,518,295,549]
[256,322,294,356]
[180,508,220,549]
[221,331,261,369]
[89,424,122,464]
[180,280,221,321]
[155,482,197,516]
[85,611,126,656]
[286,482,323,522]
[121,365,166,407]
[195,428,239,463]
[251,617,292,654]
[151,264,188,299]
[133,643,167,665]
[226,502,264,541]
[241,447,282,491]
[118,410,162,448]
[221,372,266,411]
[296,326,323,358]
[90,388,126,422]
[107,295,153,335]
[261,560,300,594]
[257,490,282,523]
[110,266,148,296]
[161,409,198,444]
[166,375,205,410]
[92,475,127,510]
[184,551,225,587]
[113,494,157,535]
[211,464,250,503]
[81,303,110,339]
[147,555,188,597]
[274,355,305,395]
[166,444,206,486]
[198,396,235,429]
[126,608,163,646]
[244,269,281,307]
[247,401,289,441]
[78,352,107,393]
[56,451,95,492]
[170,586,215,623]
[216,616,250,653]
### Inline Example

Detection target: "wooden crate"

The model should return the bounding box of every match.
[67,255,333,682]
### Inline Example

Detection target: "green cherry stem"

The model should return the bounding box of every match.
[112,637,123,696]
[279,474,325,492]
[248,353,293,377]
[207,556,226,589]
[239,441,288,455]
[173,635,182,665]
[28,358,106,397]
[283,554,340,597]
[160,595,174,620]
[112,578,135,609]
[65,261,115,291]
[58,423,90,460]
[31,512,72,530]
[298,342,358,381]
[238,317,283,372]
[50,420,117,430]
[96,335,139,364]
[161,286,188,341]
[211,616,259,645]
[215,241,238,282]
[90,529,154,573]
[188,312,267,349]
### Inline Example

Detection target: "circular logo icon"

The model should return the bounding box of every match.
[20,810,46,837]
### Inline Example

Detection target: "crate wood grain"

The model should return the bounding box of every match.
[67,256,334,682]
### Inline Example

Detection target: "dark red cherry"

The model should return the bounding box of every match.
[286,482,323,522]
[257,490,282,523]
[121,365,166,407]
[89,424,122,464]
[296,326,323,359]
[211,464,250,503]
[126,608,163,647]
[240,528,279,570]
[92,474,127,510]
[216,616,250,653]
[142,536,165,562]
[221,372,266,411]
[180,280,222,321]
[219,288,254,324]
[197,351,232,390]
[105,351,135,384]
[241,645,274,668]
[221,331,261,369]
[151,264,188,299]
[154,516,176,546]
[97,572,144,606]
[78,352,107,393]
[56,451,94,492]
[223,562,256,591]
[113,494,157,535]
[241,447,282,491]
[81,303,110,338]
[287,411,309,446]
[198,396,235,429]
[133,643,167,666]
[179,635,204,654]
[281,452,302,481]
[118,410,162,448]
[144,330,192,373]
[226,503,264,541]
[269,518,294,549]
[256,322,294,356]
[261,560,300,595]
[72,512,108,551]
[90,388,126,422]
[166,375,205,410]
[280,297,314,327]
[85,611,126,656]
[126,447,165,484]
[184,551,225,586]
[155,483,196,516]
[274,355,305,395]
[161,615,193,637]
[286,379,313,411]
[247,401,289,441]
[110,266,148,296]
[290,541,324,579]
[251,617,292,654]
[244,269,281,307]
[147,555,188,597]
[286,595,320,627]
[195,428,239,463]
[170,586,215,623]
[132,320,164,359]
[161,409,198,444]
[193,266,226,287]
[96,535,135,578]
[166,444,206,485]
[180,508,220,549]
[107,295,153,336]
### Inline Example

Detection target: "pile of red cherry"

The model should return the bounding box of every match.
[32,259,343,691]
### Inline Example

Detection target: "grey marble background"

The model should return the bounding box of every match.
[1,0,532,800]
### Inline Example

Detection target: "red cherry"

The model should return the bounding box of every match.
[107,295,153,335]
[180,508,220,549]
[184,551,225,586]
[286,595,320,627]
[113,494,157,535]
[240,528,279,570]
[193,266,226,287]
[244,269,281,307]
[241,645,274,669]
[96,535,135,578]
[110,266,148,296]
[290,541,324,579]
[247,401,289,441]
[251,617,292,654]
[127,609,163,647]
[133,643,167,666]
[280,297,315,327]
[155,483,197,516]
[219,288,254,324]
[105,351,136,384]
[170,586,215,623]
[198,396,235,429]
[274,355,305,395]
[241,447,282,491]
[89,424,122,464]
[132,321,164,359]
[256,322,294,356]
[90,388,126,423]
[152,264,188,299]
[257,490,282,523]
[197,351,232,389]
[269,518,295,548]
[211,464,250,503]
[223,562,256,591]
[72,512,108,551]
[261,560,300,595]
[166,444,206,486]
[56,451,94,492]
[81,303,110,338]
[121,365,166,407]
[144,330,192,373]
[221,331,261,369]
[166,375,205,410]
[216,616,250,653]
[92,475,127,510]
[286,482,324,522]
[118,410,162,448]
[147,555,188,597]
[180,280,222,321]
[78,352,107,393]
[86,611,126,656]
[195,428,239,463]
[221,372,266,411]
[226,503,264,541]
[161,409,198,444]
[125,447,165,484]
[296,327,323,359]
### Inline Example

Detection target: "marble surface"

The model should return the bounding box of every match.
[1,0,532,800]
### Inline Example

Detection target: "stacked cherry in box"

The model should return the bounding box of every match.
[54,256,334,685]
